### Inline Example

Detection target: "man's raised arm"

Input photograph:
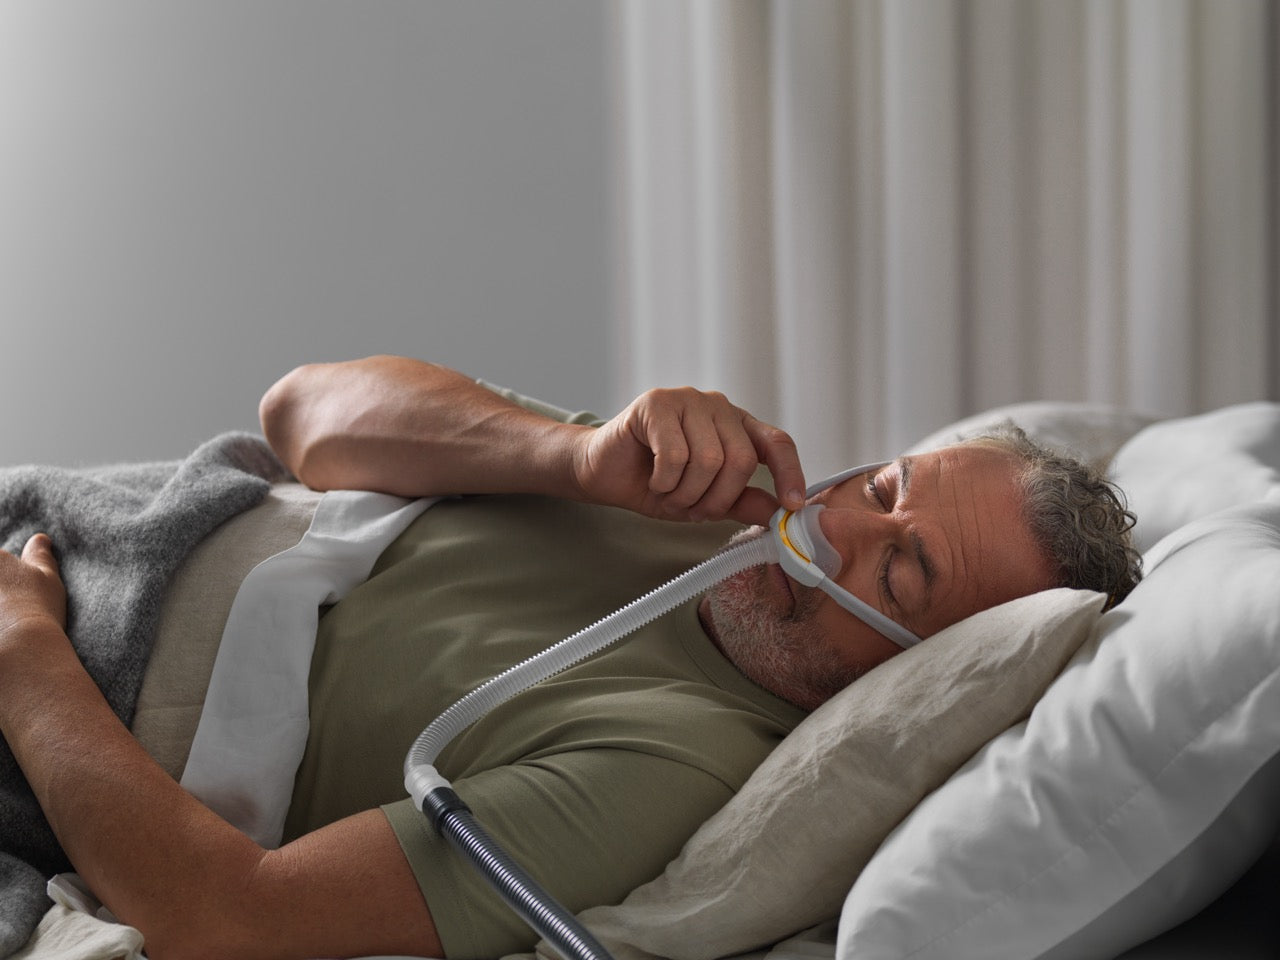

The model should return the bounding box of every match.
[260,356,806,527]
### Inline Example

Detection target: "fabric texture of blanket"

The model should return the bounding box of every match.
[0,433,287,957]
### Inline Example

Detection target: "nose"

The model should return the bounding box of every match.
[815,501,893,579]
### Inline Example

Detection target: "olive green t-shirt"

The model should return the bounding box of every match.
[282,428,805,959]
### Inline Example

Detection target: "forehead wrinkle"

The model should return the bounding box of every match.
[931,450,986,624]
[959,465,991,602]
[902,453,955,632]
[895,458,941,615]
[960,449,1030,617]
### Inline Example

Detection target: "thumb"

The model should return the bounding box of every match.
[22,533,59,574]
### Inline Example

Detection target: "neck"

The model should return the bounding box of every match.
[696,596,728,657]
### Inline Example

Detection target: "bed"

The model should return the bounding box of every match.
[16,399,1280,960]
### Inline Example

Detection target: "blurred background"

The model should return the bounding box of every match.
[0,1,614,464]
[2,1,1276,475]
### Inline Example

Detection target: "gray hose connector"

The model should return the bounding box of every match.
[428,787,613,960]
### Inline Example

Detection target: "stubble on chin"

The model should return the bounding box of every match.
[703,565,858,712]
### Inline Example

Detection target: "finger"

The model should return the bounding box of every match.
[21,534,59,575]
[637,410,692,496]
[743,416,806,511]
[662,408,730,511]
[686,419,764,520]
[727,486,783,528]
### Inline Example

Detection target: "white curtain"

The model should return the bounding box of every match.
[612,0,1277,477]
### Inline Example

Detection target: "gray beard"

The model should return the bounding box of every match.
[704,562,863,711]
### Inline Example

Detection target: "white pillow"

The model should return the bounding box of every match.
[837,499,1280,960]
[1109,402,1280,553]
[907,401,1156,471]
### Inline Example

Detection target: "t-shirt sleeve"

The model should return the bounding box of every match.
[474,380,775,494]
[382,748,736,959]
[476,379,608,428]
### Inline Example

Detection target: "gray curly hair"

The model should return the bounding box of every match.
[966,424,1142,610]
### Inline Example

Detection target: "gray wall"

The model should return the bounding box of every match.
[0,2,614,466]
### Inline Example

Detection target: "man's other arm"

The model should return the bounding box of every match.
[259,355,806,526]
[0,535,443,960]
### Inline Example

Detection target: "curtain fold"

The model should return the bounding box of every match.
[613,0,1277,477]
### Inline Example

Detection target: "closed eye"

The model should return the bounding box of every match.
[865,473,888,510]
[878,552,897,608]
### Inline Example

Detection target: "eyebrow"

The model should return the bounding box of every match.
[895,456,938,608]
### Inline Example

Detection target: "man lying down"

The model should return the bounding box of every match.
[0,356,1141,960]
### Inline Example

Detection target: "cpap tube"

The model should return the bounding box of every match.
[406,533,777,960]
[405,531,779,801]
[403,462,920,959]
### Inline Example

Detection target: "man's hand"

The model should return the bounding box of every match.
[571,387,806,526]
[0,534,67,652]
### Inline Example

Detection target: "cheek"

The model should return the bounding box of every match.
[808,594,902,674]
[829,558,883,615]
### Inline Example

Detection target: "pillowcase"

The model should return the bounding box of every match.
[837,499,1280,960]
[541,587,1105,960]
[1109,401,1280,553]
[907,401,1156,470]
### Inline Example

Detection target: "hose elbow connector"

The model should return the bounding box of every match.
[405,763,453,812]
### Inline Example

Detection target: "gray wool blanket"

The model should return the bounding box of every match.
[0,432,289,956]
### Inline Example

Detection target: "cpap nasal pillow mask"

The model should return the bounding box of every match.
[771,460,923,651]
[403,461,920,960]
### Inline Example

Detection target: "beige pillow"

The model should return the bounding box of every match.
[535,587,1105,960]
[131,482,322,780]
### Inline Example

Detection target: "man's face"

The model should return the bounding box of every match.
[699,442,1058,710]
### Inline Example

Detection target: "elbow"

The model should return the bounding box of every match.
[140,925,239,960]
[260,355,438,493]
[116,881,261,960]
[259,363,330,487]
[140,917,265,960]
[128,860,276,960]
[259,364,307,452]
